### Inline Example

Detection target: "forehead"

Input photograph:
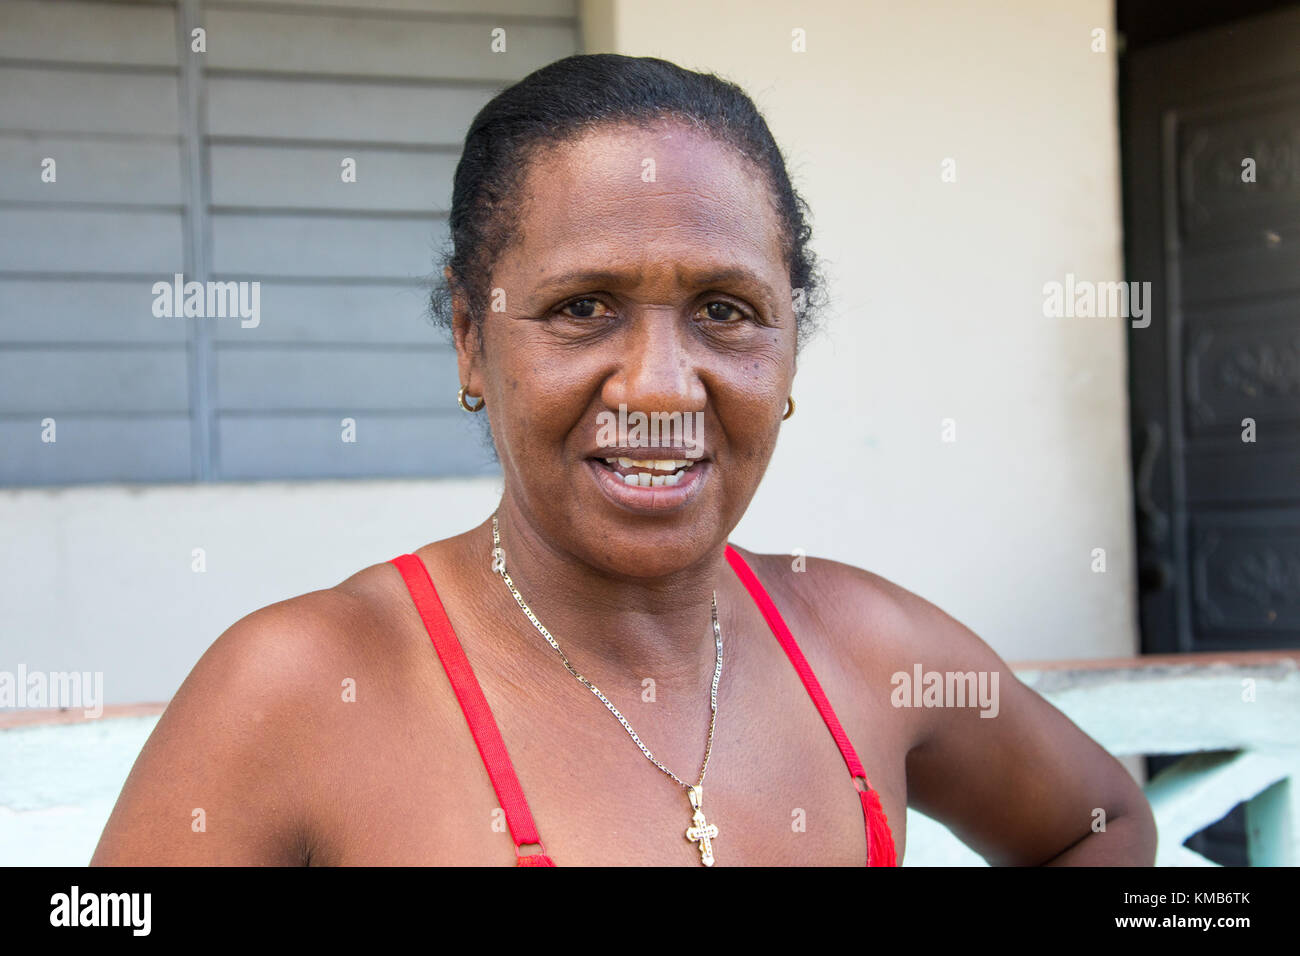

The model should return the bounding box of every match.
[502,121,788,284]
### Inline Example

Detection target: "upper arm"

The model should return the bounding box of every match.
[881,583,1154,865]
[90,596,342,866]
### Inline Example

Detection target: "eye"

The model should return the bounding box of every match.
[698,300,748,323]
[558,297,614,319]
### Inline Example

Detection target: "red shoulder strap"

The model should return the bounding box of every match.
[390,553,555,867]
[724,545,897,866]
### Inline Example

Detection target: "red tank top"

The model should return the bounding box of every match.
[390,544,898,867]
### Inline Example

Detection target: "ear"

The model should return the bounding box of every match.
[448,269,483,396]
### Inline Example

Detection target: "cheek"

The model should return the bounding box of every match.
[709,360,789,465]
[486,353,593,454]
[722,343,794,405]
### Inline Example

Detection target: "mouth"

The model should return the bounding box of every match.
[590,455,702,487]
[583,453,711,513]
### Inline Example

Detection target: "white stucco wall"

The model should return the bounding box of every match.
[0,478,504,706]
[0,0,1135,709]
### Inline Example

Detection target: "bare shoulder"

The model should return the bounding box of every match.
[174,558,415,727]
[725,546,996,743]
[729,545,925,623]
[726,545,961,662]
[92,559,414,865]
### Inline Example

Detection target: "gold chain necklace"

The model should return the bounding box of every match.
[490,514,724,866]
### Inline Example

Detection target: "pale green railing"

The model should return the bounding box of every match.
[906,650,1300,866]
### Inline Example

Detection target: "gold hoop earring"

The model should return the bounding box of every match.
[458,385,485,413]
[782,396,795,421]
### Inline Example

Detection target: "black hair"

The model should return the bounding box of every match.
[429,53,826,350]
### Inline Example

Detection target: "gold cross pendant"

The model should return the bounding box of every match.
[684,786,718,866]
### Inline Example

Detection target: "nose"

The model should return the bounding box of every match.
[600,310,706,415]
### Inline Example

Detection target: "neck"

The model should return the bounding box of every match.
[478,497,731,687]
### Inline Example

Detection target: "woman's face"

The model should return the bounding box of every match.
[454,120,797,580]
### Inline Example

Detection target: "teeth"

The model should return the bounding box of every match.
[599,454,699,489]
[607,456,690,470]
[621,468,689,488]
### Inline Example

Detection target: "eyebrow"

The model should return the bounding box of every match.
[532,265,779,303]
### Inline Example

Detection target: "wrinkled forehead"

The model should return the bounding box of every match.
[501,121,789,285]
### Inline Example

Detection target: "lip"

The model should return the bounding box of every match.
[584,446,708,460]
[585,457,710,514]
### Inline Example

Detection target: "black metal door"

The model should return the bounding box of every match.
[1121,3,1300,864]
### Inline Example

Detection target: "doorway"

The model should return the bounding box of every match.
[1120,0,1300,865]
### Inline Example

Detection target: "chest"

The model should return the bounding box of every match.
[309,614,910,866]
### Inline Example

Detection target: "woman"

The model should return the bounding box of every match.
[92,54,1156,866]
